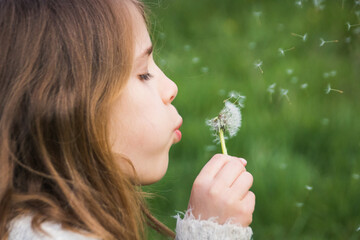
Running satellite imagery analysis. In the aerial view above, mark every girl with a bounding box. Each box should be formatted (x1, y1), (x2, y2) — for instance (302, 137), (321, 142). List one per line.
(0, 0), (255, 239)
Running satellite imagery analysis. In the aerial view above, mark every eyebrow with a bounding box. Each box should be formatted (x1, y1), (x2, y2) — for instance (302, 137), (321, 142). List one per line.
(138, 45), (153, 59)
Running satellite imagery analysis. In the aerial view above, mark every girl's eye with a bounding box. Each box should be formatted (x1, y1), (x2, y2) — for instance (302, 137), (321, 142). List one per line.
(138, 72), (153, 81)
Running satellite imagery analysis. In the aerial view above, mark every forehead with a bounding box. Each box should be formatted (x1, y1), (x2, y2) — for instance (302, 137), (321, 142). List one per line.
(129, 4), (151, 58)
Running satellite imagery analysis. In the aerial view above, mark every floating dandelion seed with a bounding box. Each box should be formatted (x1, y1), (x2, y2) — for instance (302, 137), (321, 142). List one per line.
(295, 0), (303, 8)
(300, 83), (308, 89)
(267, 83), (276, 102)
(291, 32), (308, 42)
(352, 173), (360, 180)
(346, 22), (360, 31)
(356, 0), (360, 6)
(205, 145), (217, 152)
(323, 70), (337, 78)
(291, 76), (299, 84)
(184, 44), (191, 51)
(253, 11), (262, 25)
(254, 60), (264, 74)
(313, 0), (325, 10)
(248, 41), (257, 50)
(279, 163), (287, 169)
(286, 69), (294, 75)
(305, 185), (313, 191)
(295, 202), (304, 208)
(227, 91), (246, 108)
(320, 38), (339, 47)
(201, 66), (209, 73)
(280, 88), (291, 103)
(278, 47), (295, 56)
(321, 118), (329, 126)
(192, 57), (200, 64)
(325, 83), (343, 94)
(356, 225), (360, 232)
(206, 97), (244, 155)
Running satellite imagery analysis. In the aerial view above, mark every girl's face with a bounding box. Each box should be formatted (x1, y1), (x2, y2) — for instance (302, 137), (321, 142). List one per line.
(109, 7), (182, 185)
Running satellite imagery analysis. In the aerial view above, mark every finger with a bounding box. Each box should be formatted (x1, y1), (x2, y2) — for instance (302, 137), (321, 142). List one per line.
(197, 154), (239, 180)
(213, 159), (246, 187)
(231, 171), (254, 200)
(240, 191), (256, 215)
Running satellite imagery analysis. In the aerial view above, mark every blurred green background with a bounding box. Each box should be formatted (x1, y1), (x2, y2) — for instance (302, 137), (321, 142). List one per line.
(142, 0), (360, 239)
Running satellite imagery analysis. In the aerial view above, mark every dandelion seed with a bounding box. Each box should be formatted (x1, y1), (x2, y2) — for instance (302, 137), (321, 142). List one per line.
(206, 99), (243, 155)
(286, 69), (294, 75)
(159, 32), (166, 39)
(295, 202), (304, 208)
(356, 225), (360, 232)
(192, 57), (200, 64)
(291, 76), (299, 84)
(227, 91), (246, 108)
(159, 59), (167, 67)
(305, 185), (313, 191)
(205, 145), (217, 152)
(279, 163), (287, 169)
(218, 89), (226, 96)
(320, 38), (339, 47)
(201, 66), (209, 73)
(254, 60), (264, 74)
(325, 83), (343, 94)
(280, 88), (291, 103)
(313, 0), (325, 10)
(345, 37), (352, 43)
(300, 83), (308, 89)
(295, 0), (303, 8)
(267, 83), (276, 102)
(330, 70), (337, 77)
(184, 44), (191, 51)
(356, 11), (360, 19)
(321, 118), (329, 126)
(346, 22), (360, 31)
(248, 41), (257, 50)
(278, 47), (295, 56)
(356, 0), (360, 6)
(352, 173), (360, 180)
(253, 11), (262, 25)
(291, 32), (308, 42)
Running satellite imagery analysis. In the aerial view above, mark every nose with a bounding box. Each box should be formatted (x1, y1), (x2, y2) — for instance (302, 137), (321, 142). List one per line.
(160, 74), (178, 104)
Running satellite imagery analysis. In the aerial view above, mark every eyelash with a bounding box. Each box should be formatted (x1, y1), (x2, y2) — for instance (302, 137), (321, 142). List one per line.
(138, 72), (153, 81)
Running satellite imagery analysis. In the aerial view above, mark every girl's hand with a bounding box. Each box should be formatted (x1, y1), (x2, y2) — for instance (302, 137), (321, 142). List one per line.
(188, 154), (255, 227)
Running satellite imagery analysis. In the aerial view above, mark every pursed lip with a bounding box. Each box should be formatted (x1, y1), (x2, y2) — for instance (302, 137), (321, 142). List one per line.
(174, 117), (183, 131)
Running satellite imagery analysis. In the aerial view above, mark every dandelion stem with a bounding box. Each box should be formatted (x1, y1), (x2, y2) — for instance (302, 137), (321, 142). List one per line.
(219, 129), (228, 155)
(332, 89), (343, 93)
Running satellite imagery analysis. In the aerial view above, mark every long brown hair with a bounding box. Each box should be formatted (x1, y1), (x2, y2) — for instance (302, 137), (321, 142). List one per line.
(0, 0), (174, 239)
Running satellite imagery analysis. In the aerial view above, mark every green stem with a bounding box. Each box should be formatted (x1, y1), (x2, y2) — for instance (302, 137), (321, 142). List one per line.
(219, 129), (228, 155)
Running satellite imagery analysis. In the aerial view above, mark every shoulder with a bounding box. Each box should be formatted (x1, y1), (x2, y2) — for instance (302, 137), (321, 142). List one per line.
(8, 215), (99, 240)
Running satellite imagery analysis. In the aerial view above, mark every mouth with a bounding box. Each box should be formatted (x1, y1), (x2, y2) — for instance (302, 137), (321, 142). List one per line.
(174, 117), (183, 143)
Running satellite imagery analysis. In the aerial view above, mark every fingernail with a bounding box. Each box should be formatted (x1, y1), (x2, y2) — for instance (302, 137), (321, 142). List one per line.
(240, 158), (247, 165)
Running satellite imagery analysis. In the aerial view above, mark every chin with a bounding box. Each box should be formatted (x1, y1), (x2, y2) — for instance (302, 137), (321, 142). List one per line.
(140, 156), (169, 185)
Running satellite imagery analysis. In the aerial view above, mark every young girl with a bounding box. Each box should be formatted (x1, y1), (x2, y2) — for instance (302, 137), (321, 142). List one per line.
(0, 0), (255, 239)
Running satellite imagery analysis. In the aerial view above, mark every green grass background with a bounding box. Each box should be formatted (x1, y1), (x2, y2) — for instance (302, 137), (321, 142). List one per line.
(142, 0), (360, 239)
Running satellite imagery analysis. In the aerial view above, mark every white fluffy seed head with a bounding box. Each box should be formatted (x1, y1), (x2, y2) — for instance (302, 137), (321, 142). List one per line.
(206, 101), (242, 141)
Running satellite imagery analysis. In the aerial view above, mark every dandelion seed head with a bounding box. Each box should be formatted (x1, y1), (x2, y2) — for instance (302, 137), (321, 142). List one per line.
(300, 83), (308, 89)
(267, 83), (276, 93)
